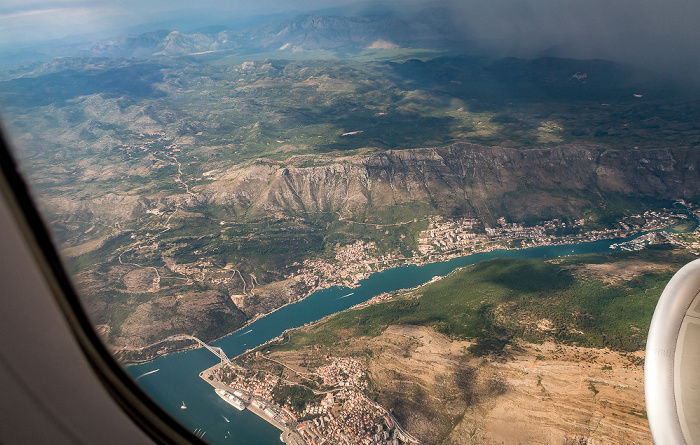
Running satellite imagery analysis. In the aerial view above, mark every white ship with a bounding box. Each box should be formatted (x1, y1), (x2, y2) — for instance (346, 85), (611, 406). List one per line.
(215, 388), (245, 411)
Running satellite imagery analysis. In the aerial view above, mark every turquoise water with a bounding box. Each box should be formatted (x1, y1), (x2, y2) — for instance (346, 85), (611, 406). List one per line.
(127, 238), (630, 444)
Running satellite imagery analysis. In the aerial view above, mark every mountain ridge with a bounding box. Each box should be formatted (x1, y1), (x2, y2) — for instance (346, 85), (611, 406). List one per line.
(154, 143), (700, 224)
(44, 13), (465, 59)
(44, 143), (699, 227)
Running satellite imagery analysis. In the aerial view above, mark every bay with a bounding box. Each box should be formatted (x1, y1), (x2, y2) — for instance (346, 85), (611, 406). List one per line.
(127, 237), (632, 444)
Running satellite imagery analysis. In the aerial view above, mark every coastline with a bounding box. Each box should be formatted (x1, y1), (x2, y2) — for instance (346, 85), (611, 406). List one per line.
(121, 232), (689, 444)
(231, 231), (652, 361)
(122, 230), (641, 366)
(122, 223), (684, 366)
(198, 364), (306, 445)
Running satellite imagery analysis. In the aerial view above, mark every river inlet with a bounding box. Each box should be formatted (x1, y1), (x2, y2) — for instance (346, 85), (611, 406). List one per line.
(128, 238), (632, 444)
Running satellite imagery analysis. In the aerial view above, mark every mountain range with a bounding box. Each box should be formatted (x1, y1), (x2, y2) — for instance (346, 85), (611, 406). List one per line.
(2, 9), (699, 357)
(44, 12), (465, 60)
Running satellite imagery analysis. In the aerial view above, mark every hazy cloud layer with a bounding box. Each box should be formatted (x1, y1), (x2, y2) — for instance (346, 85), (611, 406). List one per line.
(0, 0), (352, 43)
(2, 0), (699, 79)
(444, 0), (700, 79)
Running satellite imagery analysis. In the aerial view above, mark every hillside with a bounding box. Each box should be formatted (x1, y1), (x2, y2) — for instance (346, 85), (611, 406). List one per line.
(17, 12), (466, 60)
(254, 250), (694, 444)
(1, 22), (699, 357)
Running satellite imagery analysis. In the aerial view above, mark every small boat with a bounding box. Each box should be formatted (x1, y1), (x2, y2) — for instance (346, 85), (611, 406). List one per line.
(181, 401), (187, 410)
(135, 368), (160, 380)
(192, 428), (205, 439)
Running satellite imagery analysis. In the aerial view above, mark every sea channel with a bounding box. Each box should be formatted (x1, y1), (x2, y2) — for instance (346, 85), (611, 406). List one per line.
(128, 237), (635, 444)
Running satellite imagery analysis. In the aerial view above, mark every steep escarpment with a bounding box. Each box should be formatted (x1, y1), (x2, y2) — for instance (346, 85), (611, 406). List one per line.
(46, 142), (700, 234)
(203, 143), (699, 223)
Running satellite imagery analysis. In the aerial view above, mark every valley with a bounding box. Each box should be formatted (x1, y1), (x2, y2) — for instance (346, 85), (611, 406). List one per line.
(1, 13), (700, 363)
(3, 4), (700, 445)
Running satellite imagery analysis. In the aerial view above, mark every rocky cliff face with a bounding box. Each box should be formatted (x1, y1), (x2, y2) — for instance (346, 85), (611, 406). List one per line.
(202, 143), (699, 223)
(47, 143), (700, 224)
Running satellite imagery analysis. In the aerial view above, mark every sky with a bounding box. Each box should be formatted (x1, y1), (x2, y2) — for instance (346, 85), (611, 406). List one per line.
(2, 0), (700, 79)
(0, 0), (358, 43)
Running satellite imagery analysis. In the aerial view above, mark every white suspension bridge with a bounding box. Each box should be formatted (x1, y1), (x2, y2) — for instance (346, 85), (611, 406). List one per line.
(148, 334), (232, 367)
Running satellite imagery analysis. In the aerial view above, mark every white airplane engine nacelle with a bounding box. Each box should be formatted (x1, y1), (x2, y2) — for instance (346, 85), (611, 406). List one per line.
(646, 258), (700, 444)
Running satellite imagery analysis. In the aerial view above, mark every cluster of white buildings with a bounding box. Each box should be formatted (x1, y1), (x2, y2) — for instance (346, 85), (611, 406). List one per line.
(296, 388), (406, 445)
(291, 241), (378, 289)
(418, 217), (480, 254)
(417, 208), (699, 257)
(485, 217), (548, 241)
(216, 366), (278, 402)
(318, 357), (366, 389)
(208, 351), (419, 445)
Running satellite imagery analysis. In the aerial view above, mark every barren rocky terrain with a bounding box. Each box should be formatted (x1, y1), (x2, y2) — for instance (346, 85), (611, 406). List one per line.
(270, 325), (650, 444)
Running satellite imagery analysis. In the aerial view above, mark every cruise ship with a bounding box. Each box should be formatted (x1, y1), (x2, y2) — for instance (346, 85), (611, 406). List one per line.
(215, 389), (246, 411)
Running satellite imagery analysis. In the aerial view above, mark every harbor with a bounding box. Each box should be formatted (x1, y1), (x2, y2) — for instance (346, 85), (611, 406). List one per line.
(128, 235), (649, 444)
(201, 365), (306, 444)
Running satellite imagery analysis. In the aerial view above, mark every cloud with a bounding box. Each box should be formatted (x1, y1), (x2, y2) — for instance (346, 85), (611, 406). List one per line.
(0, 3), (121, 43)
(0, 8), (68, 20)
(2, 0), (699, 80)
(0, 0), (303, 44)
(437, 0), (700, 80)
(0, 6), (111, 24)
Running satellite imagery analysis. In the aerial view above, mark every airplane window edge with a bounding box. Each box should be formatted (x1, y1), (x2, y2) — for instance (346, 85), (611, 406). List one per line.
(0, 125), (205, 445)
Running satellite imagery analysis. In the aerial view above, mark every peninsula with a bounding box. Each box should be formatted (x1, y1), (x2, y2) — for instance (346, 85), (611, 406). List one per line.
(197, 247), (695, 444)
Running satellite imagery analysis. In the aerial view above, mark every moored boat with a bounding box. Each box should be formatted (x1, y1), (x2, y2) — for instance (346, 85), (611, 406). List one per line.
(215, 388), (245, 411)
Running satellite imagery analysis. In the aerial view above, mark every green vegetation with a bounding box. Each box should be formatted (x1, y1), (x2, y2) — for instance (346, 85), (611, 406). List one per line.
(273, 250), (693, 354)
(670, 220), (697, 233)
(272, 382), (321, 413)
(4, 54), (700, 190)
(581, 195), (675, 230)
(588, 381), (600, 396)
(3, 40), (699, 355)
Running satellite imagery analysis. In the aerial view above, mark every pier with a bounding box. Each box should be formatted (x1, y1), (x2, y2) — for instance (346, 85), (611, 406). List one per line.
(199, 364), (306, 445)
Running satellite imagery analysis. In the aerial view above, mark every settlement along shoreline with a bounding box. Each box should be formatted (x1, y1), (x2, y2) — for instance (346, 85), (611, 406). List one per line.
(199, 366), (307, 445)
(122, 214), (692, 366)
(127, 232), (682, 445)
(186, 231), (680, 445)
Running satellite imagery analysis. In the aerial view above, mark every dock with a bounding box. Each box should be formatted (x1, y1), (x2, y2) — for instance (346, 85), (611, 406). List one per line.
(199, 364), (306, 445)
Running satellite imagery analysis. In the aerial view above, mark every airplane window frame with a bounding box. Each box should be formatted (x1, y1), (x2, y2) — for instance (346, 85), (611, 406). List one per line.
(0, 125), (205, 445)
